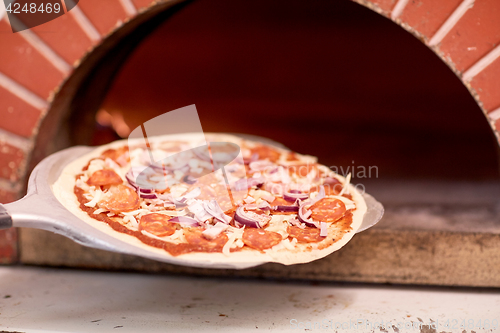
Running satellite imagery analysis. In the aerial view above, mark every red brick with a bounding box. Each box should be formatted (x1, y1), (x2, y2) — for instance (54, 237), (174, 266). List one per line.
(77, 0), (128, 36)
(0, 229), (18, 264)
(132, 0), (155, 10)
(367, 0), (397, 15)
(400, 0), (462, 39)
(0, 86), (42, 138)
(30, 10), (94, 65)
(439, 0), (500, 72)
(0, 143), (25, 183)
(0, 21), (65, 99)
(0, 188), (19, 204)
(470, 57), (500, 112)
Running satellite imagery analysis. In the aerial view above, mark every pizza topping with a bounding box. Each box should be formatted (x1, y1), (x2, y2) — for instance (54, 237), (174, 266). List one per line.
(202, 222), (229, 240)
(169, 216), (199, 227)
(242, 228), (283, 250)
(203, 200), (232, 224)
(139, 213), (177, 237)
(287, 226), (324, 243)
(249, 145), (281, 163)
(320, 222), (328, 237)
(270, 196), (299, 214)
(338, 173), (351, 196)
(309, 198), (346, 223)
(72, 135), (363, 258)
(101, 147), (129, 163)
(234, 206), (272, 228)
(184, 227), (228, 251)
(99, 184), (140, 213)
(283, 190), (309, 202)
(249, 160), (275, 172)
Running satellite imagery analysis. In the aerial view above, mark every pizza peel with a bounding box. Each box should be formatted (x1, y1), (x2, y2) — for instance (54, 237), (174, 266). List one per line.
(0, 145), (384, 269)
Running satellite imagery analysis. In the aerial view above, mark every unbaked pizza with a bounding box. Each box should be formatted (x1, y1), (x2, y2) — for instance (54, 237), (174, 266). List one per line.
(53, 133), (367, 266)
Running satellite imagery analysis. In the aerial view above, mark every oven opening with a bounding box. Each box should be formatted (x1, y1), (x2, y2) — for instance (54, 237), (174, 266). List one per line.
(68, 0), (500, 181)
(23, 0), (500, 285)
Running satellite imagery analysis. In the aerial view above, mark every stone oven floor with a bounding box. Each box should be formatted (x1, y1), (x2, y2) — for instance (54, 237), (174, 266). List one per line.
(0, 265), (498, 333)
(18, 180), (500, 287)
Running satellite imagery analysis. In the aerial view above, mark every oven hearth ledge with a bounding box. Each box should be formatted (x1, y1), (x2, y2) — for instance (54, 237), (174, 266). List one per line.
(18, 180), (500, 288)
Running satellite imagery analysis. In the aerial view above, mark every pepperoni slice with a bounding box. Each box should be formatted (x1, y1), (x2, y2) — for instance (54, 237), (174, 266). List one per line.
(183, 227), (228, 251)
(139, 214), (177, 237)
(100, 184), (140, 213)
(87, 169), (123, 186)
(309, 198), (346, 223)
(242, 228), (282, 251)
(101, 147), (128, 162)
(287, 226), (324, 243)
(287, 164), (318, 178)
(270, 197), (298, 215)
(249, 145), (281, 163)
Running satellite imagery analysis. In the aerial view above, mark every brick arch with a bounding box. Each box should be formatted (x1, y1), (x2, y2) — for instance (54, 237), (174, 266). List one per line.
(354, 0), (500, 141)
(0, 0), (498, 222)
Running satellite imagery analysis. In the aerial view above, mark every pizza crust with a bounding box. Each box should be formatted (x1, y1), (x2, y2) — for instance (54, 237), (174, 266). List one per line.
(52, 133), (366, 266)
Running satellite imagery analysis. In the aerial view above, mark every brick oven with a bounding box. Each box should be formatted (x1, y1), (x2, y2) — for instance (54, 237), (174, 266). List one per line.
(0, 0), (499, 286)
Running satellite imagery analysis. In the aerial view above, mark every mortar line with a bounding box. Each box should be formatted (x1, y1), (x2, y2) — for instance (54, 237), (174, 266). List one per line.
(65, 0), (101, 43)
(390, 0), (410, 20)
(118, 0), (137, 16)
(428, 0), (475, 47)
(5, 15), (72, 75)
(0, 72), (48, 111)
(488, 107), (500, 122)
(462, 44), (500, 82)
(0, 128), (32, 153)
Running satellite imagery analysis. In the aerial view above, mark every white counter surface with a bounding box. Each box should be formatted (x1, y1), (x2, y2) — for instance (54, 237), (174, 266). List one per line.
(0, 266), (498, 333)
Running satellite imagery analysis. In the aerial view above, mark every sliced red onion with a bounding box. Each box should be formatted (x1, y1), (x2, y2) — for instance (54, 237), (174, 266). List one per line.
(232, 177), (264, 191)
(234, 206), (271, 228)
(324, 177), (341, 185)
(272, 205), (299, 213)
(169, 216), (199, 227)
(139, 191), (157, 199)
(298, 203), (319, 228)
(320, 222), (328, 237)
(183, 175), (197, 184)
(303, 209), (312, 219)
(248, 177), (265, 188)
(307, 185), (326, 206)
(203, 200), (232, 224)
(283, 191), (309, 202)
(188, 200), (212, 222)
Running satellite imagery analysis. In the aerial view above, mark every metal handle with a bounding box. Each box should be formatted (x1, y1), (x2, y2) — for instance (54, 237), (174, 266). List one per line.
(0, 204), (13, 229)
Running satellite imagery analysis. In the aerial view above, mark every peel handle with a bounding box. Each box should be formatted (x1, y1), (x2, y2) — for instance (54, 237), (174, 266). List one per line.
(0, 204), (13, 229)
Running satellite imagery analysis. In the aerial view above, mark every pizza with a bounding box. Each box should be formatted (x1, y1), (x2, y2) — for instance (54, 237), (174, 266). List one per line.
(53, 133), (367, 266)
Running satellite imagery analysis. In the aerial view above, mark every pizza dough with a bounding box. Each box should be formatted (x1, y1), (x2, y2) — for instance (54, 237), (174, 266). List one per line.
(52, 133), (367, 266)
